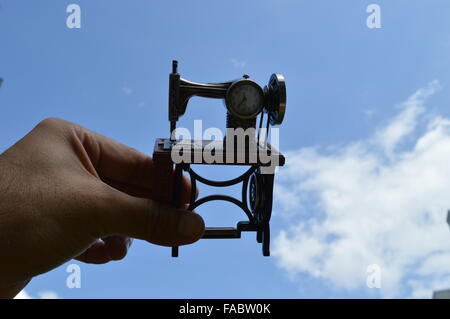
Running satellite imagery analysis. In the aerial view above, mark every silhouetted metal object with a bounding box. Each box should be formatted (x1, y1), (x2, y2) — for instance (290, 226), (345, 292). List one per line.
(433, 289), (450, 299)
(153, 61), (286, 257)
(447, 210), (450, 227)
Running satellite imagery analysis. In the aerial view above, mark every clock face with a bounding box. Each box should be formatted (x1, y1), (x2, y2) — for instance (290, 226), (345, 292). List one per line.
(226, 80), (264, 119)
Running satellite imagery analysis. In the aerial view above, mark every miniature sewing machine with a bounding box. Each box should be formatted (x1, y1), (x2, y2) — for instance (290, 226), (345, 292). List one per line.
(153, 61), (286, 257)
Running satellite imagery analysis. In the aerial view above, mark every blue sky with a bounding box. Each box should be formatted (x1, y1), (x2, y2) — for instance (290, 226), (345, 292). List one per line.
(2, 1), (450, 298)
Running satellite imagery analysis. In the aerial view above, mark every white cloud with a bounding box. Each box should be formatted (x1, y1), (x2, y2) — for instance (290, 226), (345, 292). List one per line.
(230, 58), (246, 69)
(38, 291), (59, 299)
(137, 101), (145, 108)
(121, 85), (133, 95)
(14, 290), (32, 299)
(15, 289), (59, 299)
(364, 108), (376, 120)
(273, 81), (450, 298)
(375, 80), (440, 156)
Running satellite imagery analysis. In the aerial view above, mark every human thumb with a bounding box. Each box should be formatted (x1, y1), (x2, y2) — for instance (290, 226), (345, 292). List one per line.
(96, 189), (205, 247)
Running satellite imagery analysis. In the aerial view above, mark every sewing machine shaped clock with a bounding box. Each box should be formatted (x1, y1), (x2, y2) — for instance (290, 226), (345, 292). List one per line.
(153, 61), (286, 257)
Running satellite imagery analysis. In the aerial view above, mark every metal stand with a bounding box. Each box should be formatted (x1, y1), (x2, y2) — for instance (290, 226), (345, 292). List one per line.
(171, 164), (274, 257)
(153, 137), (283, 257)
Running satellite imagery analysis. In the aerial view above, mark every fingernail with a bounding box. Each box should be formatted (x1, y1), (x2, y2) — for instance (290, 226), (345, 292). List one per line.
(178, 213), (204, 241)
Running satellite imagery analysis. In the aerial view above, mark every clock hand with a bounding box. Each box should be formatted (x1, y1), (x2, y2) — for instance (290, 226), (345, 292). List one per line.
(238, 95), (247, 109)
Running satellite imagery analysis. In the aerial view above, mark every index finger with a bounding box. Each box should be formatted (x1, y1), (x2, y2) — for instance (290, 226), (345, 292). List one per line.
(71, 122), (196, 204)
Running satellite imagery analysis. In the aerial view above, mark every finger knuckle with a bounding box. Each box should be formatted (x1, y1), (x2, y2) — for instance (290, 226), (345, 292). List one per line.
(36, 117), (67, 131)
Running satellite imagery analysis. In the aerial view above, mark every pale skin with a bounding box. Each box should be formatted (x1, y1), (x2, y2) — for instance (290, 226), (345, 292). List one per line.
(0, 118), (205, 298)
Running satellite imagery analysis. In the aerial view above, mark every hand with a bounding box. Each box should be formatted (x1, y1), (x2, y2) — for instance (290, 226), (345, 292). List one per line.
(0, 118), (204, 298)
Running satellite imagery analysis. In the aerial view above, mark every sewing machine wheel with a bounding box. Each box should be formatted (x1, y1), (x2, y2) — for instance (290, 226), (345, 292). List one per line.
(264, 74), (286, 125)
(249, 172), (263, 222)
(248, 170), (275, 256)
